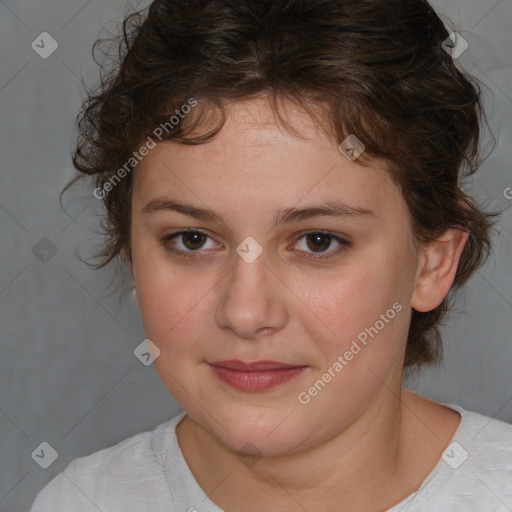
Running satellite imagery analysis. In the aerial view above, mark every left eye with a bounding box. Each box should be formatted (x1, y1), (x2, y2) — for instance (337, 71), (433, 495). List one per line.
(293, 231), (349, 258)
(160, 229), (349, 259)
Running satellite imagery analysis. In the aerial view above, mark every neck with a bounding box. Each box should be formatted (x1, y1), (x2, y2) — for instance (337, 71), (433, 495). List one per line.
(176, 387), (432, 511)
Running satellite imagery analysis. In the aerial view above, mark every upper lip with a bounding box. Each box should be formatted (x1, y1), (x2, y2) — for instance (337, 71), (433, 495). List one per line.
(208, 360), (305, 371)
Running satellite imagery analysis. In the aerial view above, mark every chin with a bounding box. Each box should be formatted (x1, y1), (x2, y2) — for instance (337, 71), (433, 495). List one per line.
(200, 406), (310, 457)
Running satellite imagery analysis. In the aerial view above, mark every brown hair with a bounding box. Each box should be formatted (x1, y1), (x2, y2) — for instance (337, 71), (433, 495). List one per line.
(63, 0), (499, 373)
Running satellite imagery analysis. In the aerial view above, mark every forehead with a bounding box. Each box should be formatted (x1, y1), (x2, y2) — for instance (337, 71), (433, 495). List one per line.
(132, 97), (401, 218)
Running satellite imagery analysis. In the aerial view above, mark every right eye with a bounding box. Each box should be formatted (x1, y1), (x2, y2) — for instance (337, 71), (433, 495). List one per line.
(159, 229), (220, 258)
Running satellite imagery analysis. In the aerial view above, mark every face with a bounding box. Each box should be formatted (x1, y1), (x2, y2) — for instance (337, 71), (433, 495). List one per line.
(129, 96), (421, 456)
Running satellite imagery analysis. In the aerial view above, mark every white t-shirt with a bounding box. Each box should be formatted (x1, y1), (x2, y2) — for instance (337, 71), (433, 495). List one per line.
(29, 402), (512, 511)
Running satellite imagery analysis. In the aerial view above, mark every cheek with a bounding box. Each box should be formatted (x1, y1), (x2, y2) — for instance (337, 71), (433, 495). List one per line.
(132, 246), (241, 386)
(131, 237), (202, 350)
(135, 269), (213, 401)
(300, 246), (413, 372)
(137, 271), (209, 351)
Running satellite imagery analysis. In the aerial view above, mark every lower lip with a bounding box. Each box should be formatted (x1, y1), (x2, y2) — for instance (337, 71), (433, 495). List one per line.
(209, 365), (307, 391)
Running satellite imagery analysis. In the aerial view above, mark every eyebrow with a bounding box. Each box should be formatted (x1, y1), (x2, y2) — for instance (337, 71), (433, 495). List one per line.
(141, 197), (375, 226)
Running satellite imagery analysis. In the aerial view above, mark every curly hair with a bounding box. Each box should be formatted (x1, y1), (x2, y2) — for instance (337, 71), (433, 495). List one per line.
(63, 0), (499, 373)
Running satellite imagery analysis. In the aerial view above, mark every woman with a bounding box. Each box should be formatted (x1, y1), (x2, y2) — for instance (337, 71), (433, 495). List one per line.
(30, 0), (512, 510)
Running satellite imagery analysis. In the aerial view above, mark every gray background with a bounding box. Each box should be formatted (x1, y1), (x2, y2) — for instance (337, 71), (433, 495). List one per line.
(0, 0), (511, 510)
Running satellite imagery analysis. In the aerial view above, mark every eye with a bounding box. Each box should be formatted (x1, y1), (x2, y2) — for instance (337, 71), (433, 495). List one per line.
(159, 229), (350, 260)
(160, 229), (218, 258)
(292, 230), (350, 260)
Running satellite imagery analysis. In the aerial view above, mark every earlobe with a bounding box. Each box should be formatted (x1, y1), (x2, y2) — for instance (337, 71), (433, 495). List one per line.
(411, 229), (470, 313)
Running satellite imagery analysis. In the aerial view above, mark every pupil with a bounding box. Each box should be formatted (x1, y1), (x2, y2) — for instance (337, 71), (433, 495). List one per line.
(185, 232), (205, 250)
(308, 233), (330, 252)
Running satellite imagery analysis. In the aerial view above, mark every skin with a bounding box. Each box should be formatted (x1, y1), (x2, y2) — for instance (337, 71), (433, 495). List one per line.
(128, 95), (468, 511)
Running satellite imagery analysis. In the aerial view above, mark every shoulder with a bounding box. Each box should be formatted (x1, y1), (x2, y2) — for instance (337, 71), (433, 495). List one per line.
(29, 412), (186, 512)
(454, 406), (512, 484)
(409, 404), (512, 511)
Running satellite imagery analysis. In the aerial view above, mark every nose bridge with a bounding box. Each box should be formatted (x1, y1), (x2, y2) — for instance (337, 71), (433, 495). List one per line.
(215, 241), (286, 338)
(227, 244), (271, 313)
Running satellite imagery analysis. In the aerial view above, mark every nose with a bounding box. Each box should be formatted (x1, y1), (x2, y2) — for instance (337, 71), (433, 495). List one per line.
(215, 247), (288, 341)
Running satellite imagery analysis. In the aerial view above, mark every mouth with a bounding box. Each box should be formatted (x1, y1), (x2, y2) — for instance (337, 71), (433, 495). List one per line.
(207, 360), (308, 391)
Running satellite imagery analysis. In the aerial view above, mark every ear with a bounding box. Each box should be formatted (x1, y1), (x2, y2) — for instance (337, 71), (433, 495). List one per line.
(411, 228), (469, 312)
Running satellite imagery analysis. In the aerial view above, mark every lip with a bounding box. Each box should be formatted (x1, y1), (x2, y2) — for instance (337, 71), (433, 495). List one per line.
(208, 360), (308, 391)
(209, 359), (303, 371)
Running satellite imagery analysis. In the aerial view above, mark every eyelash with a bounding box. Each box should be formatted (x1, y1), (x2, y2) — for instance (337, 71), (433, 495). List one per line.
(158, 229), (351, 260)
